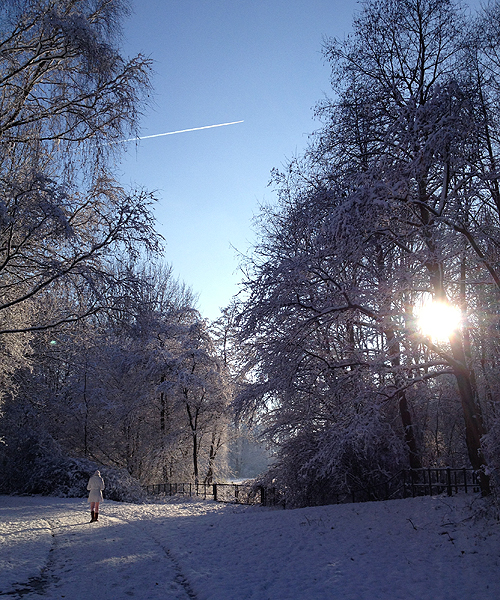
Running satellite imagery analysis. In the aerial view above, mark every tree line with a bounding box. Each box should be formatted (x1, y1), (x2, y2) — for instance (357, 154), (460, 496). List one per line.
(0, 0), (232, 493)
(234, 0), (500, 506)
(2, 0), (500, 508)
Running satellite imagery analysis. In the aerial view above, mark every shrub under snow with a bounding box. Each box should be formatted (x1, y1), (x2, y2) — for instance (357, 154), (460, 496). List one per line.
(0, 430), (146, 503)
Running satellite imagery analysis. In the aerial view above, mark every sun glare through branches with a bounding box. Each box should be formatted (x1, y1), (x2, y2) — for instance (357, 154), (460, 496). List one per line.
(416, 300), (462, 342)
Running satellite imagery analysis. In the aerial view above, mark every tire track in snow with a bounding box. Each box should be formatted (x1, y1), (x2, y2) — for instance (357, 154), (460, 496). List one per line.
(0, 518), (58, 598)
(106, 514), (199, 600)
(3, 505), (194, 599)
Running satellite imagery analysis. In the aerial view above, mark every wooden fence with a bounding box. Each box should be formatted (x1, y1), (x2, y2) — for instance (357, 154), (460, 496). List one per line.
(143, 468), (481, 507)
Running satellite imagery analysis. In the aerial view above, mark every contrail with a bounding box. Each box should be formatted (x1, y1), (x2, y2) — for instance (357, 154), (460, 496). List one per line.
(114, 120), (244, 143)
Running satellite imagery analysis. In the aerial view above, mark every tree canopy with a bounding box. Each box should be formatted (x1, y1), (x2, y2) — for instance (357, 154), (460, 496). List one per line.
(0, 1), (233, 493)
(235, 0), (500, 505)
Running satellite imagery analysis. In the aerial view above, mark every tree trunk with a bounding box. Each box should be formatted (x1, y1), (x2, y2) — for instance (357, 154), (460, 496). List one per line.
(448, 331), (490, 495)
(160, 376), (166, 433)
(385, 328), (422, 469)
(204, 431), (221, 485)
(159, 376), (169, 482)
(421, 204), (490, 495)
(83, 369), (89, 458)
(192, 431), (199, 484)
(186, 400), (200, 484)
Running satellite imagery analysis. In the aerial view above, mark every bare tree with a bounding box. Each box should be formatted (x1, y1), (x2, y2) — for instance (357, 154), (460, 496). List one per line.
(160, 319), (232, 484)
(0, 0), (159, 341)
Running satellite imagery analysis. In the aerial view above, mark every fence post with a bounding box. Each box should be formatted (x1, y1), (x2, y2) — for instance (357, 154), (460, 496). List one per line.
(446, 467), (452, 496)
(213, 483), (218, 502)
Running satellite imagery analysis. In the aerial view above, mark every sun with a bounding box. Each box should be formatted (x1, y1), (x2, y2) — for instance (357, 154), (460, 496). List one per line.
(416, 300), (462, 342)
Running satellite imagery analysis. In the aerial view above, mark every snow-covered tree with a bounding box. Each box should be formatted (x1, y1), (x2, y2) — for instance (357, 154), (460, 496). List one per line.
(3, 259), (235, 489)
(0, 3), (235, 491)
(0, 0), (158, 360)
(157, 318), (232, 484)
(235, 0), (500, 503)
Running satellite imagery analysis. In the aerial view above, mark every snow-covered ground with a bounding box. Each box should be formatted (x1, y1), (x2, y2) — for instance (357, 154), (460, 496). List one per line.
(0, 493), (499, 600)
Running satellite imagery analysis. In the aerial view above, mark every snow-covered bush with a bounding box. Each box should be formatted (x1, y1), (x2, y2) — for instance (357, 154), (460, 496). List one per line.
(0, 429), (146, 502)
(255, 407), (408, 509)
(96, 466), (146, 503)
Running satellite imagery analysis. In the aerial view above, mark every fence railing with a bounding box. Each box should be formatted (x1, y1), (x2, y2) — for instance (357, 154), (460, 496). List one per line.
(401, 467), (481, 499)
(305, 468), (481, 506)
(143, 481), (259, 504)
(143, 468), (481, 508)
(143, 482), (214, 499)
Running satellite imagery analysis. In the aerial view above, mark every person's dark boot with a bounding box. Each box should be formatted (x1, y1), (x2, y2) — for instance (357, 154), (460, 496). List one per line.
(90, 510), (95, 522)
(94, 512), (99, 521)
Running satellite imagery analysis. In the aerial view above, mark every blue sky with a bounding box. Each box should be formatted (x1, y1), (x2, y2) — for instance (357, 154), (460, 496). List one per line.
(118, 1), (358, 320)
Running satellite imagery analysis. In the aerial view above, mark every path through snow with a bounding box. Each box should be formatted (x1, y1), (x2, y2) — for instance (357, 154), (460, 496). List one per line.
(0, 496), (192, 599)
(0, 494), (499, 599)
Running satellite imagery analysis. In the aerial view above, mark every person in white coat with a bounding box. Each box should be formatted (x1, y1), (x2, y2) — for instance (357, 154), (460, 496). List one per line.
(87, 470), (105, 522)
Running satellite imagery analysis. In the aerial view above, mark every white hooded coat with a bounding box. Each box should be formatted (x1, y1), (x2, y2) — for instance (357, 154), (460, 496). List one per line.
(87, 470), (105, 503)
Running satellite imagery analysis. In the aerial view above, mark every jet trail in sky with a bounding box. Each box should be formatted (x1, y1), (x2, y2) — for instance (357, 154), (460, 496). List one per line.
(115, 120), (244, 143)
